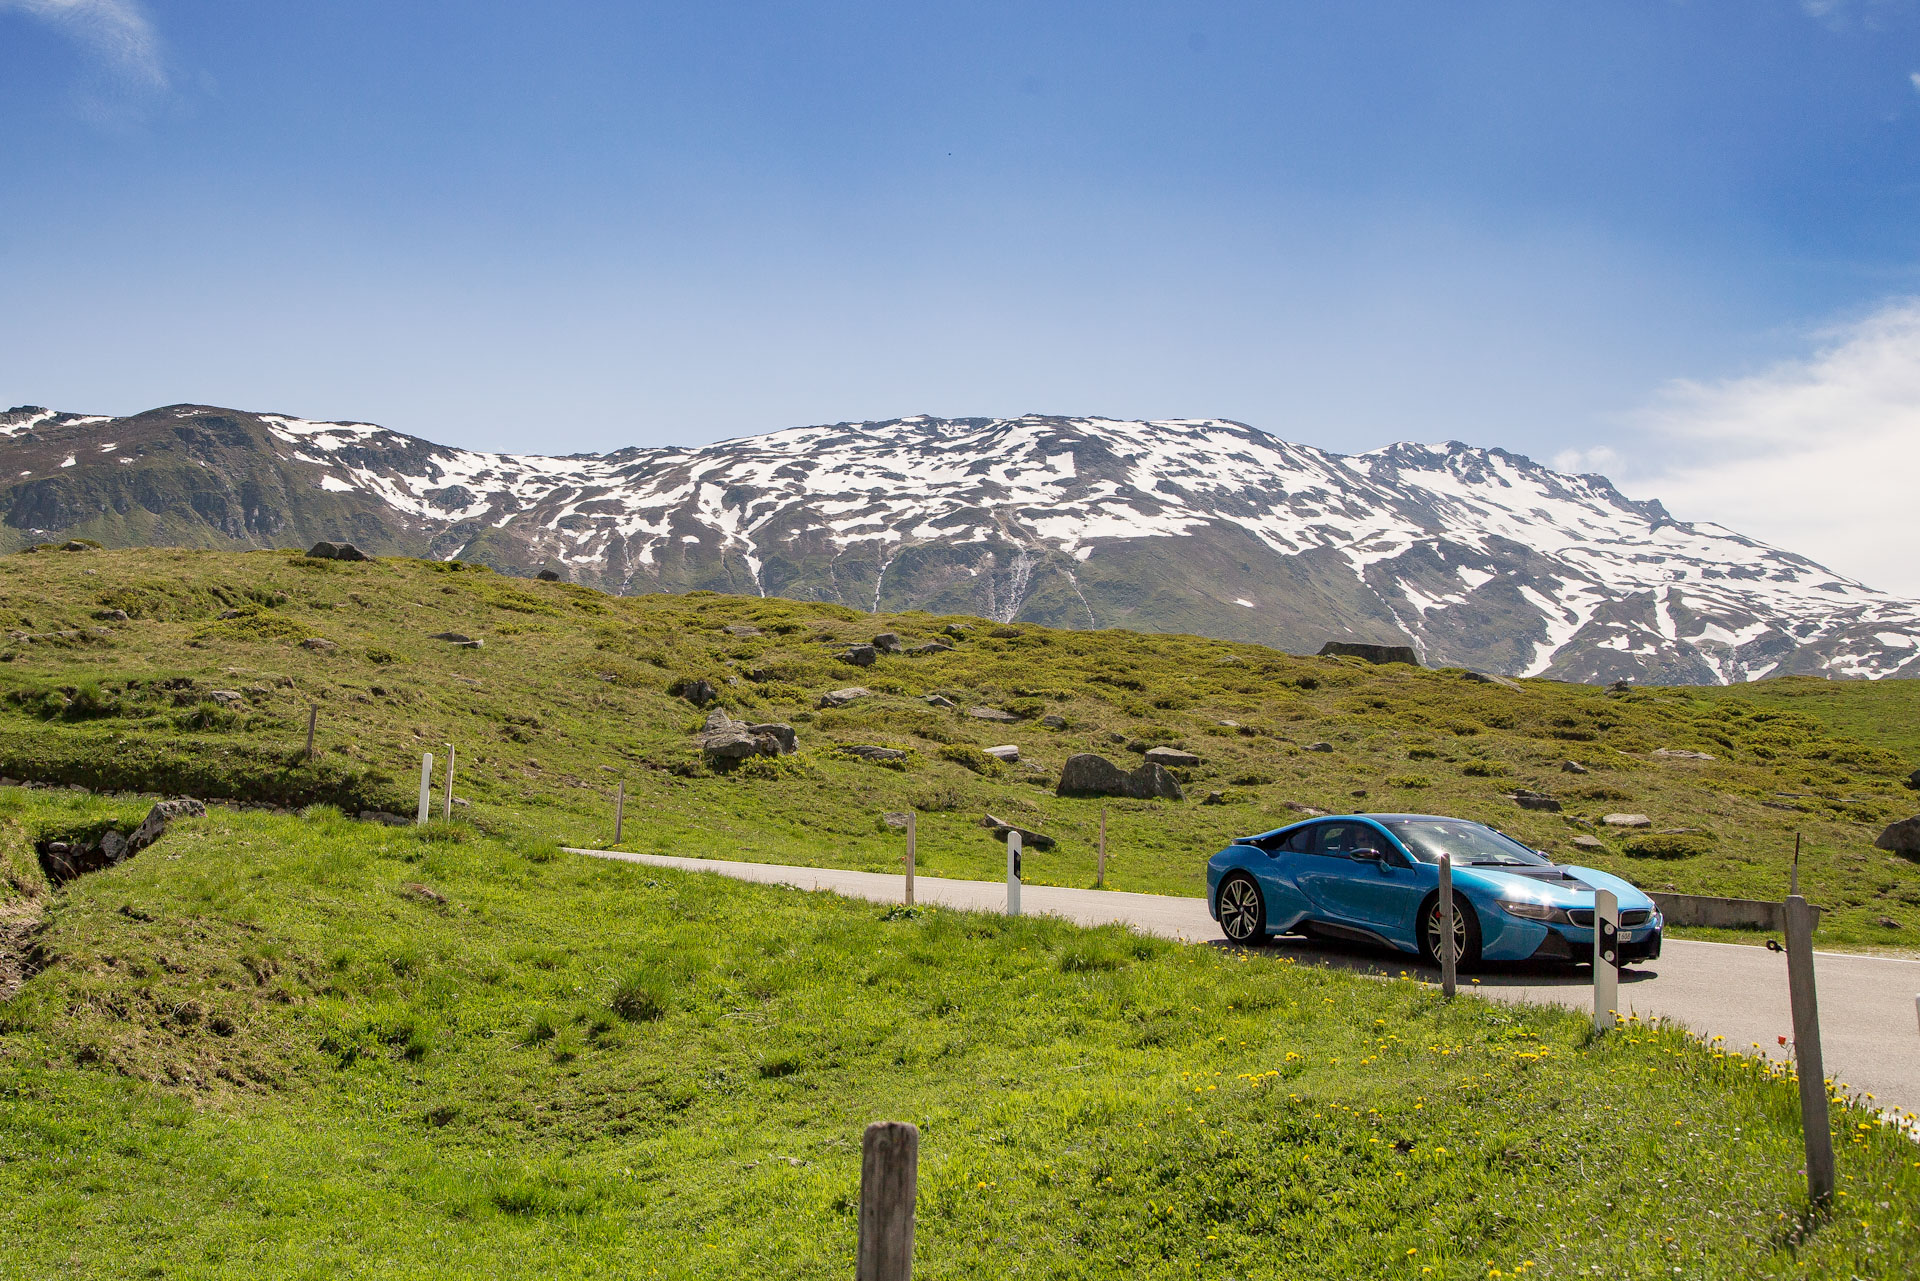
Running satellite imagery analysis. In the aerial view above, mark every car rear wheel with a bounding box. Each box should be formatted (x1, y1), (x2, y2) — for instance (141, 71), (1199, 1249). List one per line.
(1420, 892), (1482, 967)
(1217, 874), (1266, 944)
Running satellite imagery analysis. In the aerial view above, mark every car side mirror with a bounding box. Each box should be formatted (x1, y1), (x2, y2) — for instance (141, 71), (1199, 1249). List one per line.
(1353, 848), (1385, 864)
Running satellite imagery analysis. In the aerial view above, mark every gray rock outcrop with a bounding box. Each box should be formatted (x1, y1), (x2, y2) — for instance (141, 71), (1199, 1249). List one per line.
(1318, 641), (1420, 666)
(306, 541), (368, 561)
(1876, 817), (1920, 861)
(129, 798), (207, 855)
(980, 813), (1056, 850)
(819, 687), (870, 708)
(695, 710), (796, 764)
(968, 706), (1019, 723)
(1056, 753), (1184, 801)
(1144, 746), (1200, 768)
(840, 644), (878, 667)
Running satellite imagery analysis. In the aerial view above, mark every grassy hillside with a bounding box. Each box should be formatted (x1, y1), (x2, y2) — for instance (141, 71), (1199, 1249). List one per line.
(1, 793), (1915, 1278)
(1, 546), (1917, 949)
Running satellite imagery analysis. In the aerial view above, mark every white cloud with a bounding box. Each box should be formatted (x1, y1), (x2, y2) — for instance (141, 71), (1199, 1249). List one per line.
(1910, 70), (1920, 92)
(1550, 444), (1617, 475)
(0, 0), (165, 92)
(1617, 301), (1920, 598)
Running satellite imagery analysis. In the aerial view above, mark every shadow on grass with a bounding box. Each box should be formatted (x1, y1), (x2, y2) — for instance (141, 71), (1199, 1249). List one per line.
(1209, 933), (1662, 988)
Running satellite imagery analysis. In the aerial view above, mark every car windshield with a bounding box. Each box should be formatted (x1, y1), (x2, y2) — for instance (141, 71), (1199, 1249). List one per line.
(1381, 819), (1551, 867)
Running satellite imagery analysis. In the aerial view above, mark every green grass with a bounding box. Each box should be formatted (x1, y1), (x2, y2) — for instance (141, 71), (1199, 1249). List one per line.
(1, 793), (1916, 1278)
(0, 546), (1916, 951)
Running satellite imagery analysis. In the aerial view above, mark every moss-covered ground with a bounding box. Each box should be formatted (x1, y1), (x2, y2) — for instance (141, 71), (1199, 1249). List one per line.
(1, 792), (1916, 1278)
(0, 546), (1915, 952)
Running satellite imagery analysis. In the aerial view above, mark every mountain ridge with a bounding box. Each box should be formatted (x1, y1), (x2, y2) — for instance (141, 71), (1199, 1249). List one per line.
(5, 401), (1916, 684)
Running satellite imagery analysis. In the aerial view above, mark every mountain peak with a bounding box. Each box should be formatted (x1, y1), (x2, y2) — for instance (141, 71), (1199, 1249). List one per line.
(3, 403), (1915, 684)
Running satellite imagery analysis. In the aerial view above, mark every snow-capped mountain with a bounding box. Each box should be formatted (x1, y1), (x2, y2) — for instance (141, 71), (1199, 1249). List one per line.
(5, 403), (1917, 683)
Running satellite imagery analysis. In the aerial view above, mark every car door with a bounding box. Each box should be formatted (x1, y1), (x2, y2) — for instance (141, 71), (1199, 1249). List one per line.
(1297, 821), (1426, 937)
(1250, 823), (1316, 931)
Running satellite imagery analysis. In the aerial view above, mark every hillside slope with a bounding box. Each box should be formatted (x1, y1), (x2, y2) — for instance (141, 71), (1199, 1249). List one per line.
(4, 798), (1913, 1277)
(0, 545), (1916, 949)
(7, 404), (1917, 683)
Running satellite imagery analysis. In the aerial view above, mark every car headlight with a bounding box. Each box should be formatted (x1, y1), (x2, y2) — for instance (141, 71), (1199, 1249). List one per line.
(1498, 899), (1573, 924)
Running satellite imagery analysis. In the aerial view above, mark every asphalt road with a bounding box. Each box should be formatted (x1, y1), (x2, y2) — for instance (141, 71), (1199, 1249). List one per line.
(569, 848), (1920, 1118)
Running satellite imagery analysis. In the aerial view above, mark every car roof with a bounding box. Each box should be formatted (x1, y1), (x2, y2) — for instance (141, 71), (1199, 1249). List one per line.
(1240, 813), (1486, 841)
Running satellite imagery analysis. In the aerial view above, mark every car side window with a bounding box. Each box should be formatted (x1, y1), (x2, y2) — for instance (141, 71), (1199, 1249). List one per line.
(1277, 826), (1314, 853)
(1308, 823), (1352, 857)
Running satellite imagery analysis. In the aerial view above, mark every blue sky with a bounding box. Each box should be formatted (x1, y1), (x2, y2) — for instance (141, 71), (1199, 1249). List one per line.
(4, 1), (1920, 590)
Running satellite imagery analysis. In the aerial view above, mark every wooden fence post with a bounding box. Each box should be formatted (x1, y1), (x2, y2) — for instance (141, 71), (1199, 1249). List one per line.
(613, 782), (625, 845)
(857, 1121), (918, 1281)
(1097, 805), (1107, 889)
(443, 744), (455, 822)
(904, 811), (915, 906)
(1594, 888), (1619, 1031)
(1786, 893), (1836, 1201)
(416, 753), (433, 826)
(1438, 854), (1456, 1000)
(1006, 830), (1022, 917)
(304, 705), (318, 759)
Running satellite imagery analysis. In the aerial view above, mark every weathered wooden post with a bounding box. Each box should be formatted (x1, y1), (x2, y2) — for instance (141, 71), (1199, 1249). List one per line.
(1006, 829), (1022, 917)
(857, 1121), (918, 1281)
(1785, 892), (1836, 1201)
(1437, 853), (1456, 1000)
(1097, 805), (1107, 889)
(304, 705), (318, 759)
(1594, 888), (1619, 1031)
(904, 811), (916, 906)
(442, 744), (455, 821)
(613, 782), (625, 845)
(416, 753), (433, 825)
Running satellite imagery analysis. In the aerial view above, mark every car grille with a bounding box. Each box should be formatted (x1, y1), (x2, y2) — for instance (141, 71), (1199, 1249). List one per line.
(1568, 908), (1652, 928)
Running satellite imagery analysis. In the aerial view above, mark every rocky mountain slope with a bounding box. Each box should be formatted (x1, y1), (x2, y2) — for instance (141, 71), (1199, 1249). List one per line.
(5, 403), (1917, 683)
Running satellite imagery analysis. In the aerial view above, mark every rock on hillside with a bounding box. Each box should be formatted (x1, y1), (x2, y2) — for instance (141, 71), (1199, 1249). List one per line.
(5, 404), (1918, 684)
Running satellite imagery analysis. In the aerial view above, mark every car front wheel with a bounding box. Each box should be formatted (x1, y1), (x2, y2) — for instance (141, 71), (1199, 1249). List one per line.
(1217, 874), (1267, 944)
(1420, 892), (1483, 967)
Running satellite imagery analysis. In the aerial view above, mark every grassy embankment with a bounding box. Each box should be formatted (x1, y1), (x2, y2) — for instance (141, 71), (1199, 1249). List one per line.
(0, 546), (1916, 949)
(1, 790), (1916, 1278)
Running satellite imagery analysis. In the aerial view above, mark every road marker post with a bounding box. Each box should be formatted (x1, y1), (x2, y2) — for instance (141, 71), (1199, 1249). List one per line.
(416, 753), (433, 826)
(442, 744), (455, 821)
(613, 782), (624, 846)
(1097, 805), (1107, 889)
(1006, 830), (1022, 917)
(857, 1121), (918, 1281)
(1438, 854), (1456, 1000)
(1785, 892), (1836, 1201)
(1594, 888), (1619, 1031)
(905, 811), (916, 907)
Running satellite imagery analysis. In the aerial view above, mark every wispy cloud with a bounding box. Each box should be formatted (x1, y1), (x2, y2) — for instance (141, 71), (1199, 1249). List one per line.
(1615, 301), (1920, 597)
(0, 0), (166, 93)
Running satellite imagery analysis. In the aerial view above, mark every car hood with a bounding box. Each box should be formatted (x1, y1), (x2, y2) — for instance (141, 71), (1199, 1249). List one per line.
(1459, 863), (1655, 912)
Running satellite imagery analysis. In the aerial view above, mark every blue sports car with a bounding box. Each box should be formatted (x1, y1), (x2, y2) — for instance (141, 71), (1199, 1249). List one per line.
(1206, 813), (1663, 966)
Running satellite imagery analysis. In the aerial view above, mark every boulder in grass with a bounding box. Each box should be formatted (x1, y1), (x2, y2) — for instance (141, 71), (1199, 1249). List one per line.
(724, 623), (762, 638)
(749, 722), (798, 754)
(1559, 760), (1590, 775)
(980, 813), (1056, 851)
(128, 798), (207, 856)
(300, 637), (337, 652)
(908, 641), (953, 655)
(1318, 640), (1420, 667)
(984, 744), (1020, 762)
(968, 706), (1020, 723)
(1510, 790), (1562, 813)
(1304, 741), (1334, 754)
(1653, 748), (1715, 762)
(695, 710), (794, 763)
(1056, 753), (1184, 802)
(1462, 670), (1523, 690)
(1571, 835), (1606, 851)
(306, 541), (368, 562)
(536, 569), (561, 582)
(842, 744), (908, 763)
(872, 633), (904, 653)
(1876, 817), (1920, 861)
(1603, 813), (1652, 829)
(819, 687), (871, 709)
(840, 644), (878, 667)
(1903, 768), (1919, 791)
(1040, 714), (1067, 730)
(923, 693), (957, 710)
(1144, 746), (1200, 769)
(672, 677), (719, 709)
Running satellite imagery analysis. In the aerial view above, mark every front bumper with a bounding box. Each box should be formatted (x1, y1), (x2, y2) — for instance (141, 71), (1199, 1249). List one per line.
(1527, 919), (1663, 966)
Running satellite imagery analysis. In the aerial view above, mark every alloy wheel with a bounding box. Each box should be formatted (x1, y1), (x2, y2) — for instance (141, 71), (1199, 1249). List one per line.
(1220, 877), (1262, 942)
